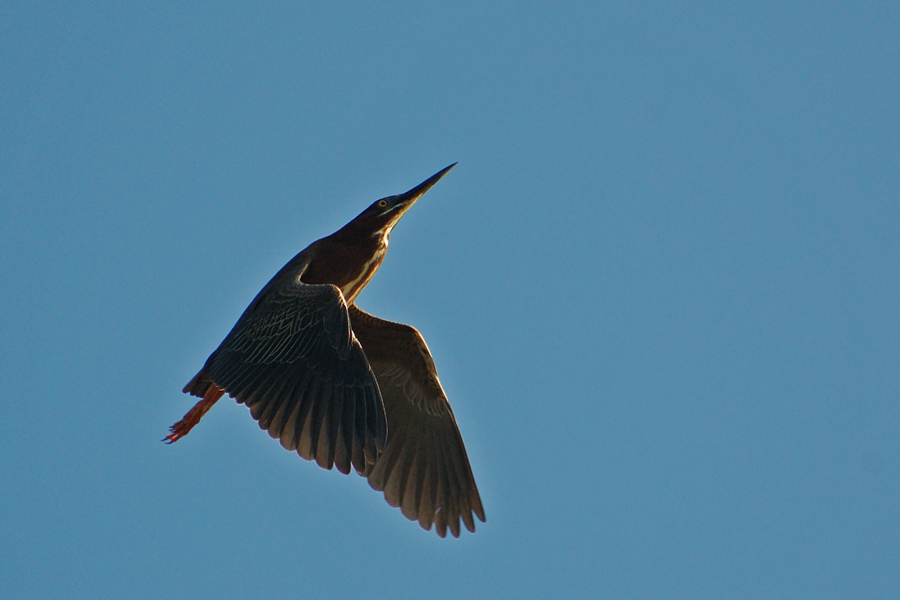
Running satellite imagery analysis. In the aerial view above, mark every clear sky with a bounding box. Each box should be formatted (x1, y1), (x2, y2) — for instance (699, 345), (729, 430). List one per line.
(2, 2), (898, 598)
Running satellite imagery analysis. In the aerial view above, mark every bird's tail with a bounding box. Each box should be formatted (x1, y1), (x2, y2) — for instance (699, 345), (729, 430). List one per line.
(182, 369), (214, 397)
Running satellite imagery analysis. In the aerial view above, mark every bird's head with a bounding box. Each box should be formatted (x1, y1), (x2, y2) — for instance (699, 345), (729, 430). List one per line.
(339, 163), (457, 243)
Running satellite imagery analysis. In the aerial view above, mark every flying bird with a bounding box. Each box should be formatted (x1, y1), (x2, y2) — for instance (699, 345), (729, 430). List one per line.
(166, 164), (484, 538)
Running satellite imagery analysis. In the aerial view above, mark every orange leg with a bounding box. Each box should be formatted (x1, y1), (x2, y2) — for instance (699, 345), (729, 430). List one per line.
(164, 384), (225, 443)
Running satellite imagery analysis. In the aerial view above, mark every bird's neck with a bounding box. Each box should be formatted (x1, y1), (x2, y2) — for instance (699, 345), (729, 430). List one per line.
(338, 238), (387, 303)
(302, 231), (389, 304)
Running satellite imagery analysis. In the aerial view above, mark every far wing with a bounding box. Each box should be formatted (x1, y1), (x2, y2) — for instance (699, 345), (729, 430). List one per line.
(349, 304), (485, 538)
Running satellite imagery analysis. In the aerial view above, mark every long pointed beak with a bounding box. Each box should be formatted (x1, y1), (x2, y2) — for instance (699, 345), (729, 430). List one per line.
(393, 163), (457, 209)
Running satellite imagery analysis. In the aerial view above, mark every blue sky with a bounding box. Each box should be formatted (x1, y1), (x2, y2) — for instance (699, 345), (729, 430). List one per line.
(2, 2), (898, 598)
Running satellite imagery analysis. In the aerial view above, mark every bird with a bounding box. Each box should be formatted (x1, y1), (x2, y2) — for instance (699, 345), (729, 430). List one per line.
(166, 164), (484, 538)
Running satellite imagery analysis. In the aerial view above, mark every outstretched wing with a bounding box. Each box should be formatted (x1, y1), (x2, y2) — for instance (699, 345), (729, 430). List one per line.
(348, 304), (485, 538)
(189, 276), (386, 475)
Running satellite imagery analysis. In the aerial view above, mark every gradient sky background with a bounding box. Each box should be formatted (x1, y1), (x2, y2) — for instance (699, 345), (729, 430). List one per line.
(2, 2), (898, 599)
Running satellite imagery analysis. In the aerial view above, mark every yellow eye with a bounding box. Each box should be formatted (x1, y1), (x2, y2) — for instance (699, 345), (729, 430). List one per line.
(377, 200), (388, 208)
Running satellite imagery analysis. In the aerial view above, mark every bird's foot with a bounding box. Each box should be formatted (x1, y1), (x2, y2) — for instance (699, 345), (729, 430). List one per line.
(163, 384), (225, 443)
(164, 421), (189, 444)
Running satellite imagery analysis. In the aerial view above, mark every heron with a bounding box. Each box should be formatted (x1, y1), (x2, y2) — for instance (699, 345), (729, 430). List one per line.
(166, 164), (484, 538)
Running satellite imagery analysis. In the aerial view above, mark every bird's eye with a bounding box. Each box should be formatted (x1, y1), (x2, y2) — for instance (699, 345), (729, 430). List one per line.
(377, 200), (388, 208)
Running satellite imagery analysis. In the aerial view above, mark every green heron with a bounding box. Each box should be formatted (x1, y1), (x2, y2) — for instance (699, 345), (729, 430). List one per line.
(166, 164), (484, 538)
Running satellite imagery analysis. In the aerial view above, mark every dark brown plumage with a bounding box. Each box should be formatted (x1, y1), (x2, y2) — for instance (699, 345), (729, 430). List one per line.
(166, 165), (484, 537)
